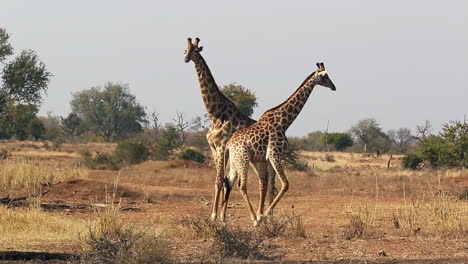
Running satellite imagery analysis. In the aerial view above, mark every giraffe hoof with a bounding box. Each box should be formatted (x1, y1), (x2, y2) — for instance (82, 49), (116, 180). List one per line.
(253, 220), (259, 227)
(210, 214), (217, 222)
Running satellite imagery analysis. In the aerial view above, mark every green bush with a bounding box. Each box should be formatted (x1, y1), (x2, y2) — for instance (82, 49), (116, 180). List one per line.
(178, 148), (205, 163)
(402, 153), (423, 170)
(79, 149), (120, 170)
(113, 139), (149, 166)
(417, 121), (467, 168)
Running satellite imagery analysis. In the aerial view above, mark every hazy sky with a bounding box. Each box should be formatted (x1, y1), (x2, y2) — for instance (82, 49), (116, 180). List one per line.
(1, 1), (467, 136)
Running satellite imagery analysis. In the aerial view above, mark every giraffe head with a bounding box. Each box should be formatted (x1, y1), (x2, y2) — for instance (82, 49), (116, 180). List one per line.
(184, 37), (203, 63)
(314, 62), (336, 91)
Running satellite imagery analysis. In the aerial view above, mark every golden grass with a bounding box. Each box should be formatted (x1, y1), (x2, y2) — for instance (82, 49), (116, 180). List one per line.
(394, 193), (468, 236)
(0, 158), (87, 193)
(0, 204), (87, 250)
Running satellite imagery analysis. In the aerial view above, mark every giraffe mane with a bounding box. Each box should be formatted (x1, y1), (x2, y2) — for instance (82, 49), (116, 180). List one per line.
(262, 71), (317, 114)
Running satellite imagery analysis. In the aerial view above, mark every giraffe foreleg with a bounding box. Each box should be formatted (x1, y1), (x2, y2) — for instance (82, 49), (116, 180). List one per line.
(210, 149), (225, 221)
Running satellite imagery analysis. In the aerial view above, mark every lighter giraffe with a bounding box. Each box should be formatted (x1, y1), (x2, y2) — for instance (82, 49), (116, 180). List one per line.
(222, 63), (336, 226)
(184, 38), (276, 221)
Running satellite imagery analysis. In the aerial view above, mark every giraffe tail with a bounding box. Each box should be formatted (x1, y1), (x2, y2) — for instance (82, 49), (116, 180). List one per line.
(222, 148), (232, 203)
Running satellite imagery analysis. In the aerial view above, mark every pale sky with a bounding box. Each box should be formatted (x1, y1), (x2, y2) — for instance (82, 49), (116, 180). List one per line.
(1, 1), (467, 136)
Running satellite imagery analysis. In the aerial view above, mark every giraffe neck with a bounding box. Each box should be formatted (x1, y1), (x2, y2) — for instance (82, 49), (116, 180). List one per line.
(192, 55), (226, 118)
(192, 54), (250, 123)
(261, 72), (318, 131)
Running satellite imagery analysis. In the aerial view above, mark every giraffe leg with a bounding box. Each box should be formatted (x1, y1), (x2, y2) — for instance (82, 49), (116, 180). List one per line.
(234, 150), (258, 226)
(266, 163), (276, 217)
(220, 157), (237, 222)
(210, 149), (225, 221)
(264, 153), (289, 216)
(252, 162), (268, 222)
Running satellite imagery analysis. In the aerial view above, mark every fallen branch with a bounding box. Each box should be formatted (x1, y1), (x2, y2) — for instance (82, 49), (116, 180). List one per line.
(0, 189), (50, 205)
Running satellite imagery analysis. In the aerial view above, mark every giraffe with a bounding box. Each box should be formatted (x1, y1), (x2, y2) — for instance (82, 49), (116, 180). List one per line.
(221, 63), (336, 226)
(184, 38), (276, 221)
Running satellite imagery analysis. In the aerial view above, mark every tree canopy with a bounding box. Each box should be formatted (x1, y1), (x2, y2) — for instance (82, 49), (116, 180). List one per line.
(0, 28), (51, 139)
(70, 82), (147, 142)
(349, 118), (391, 153)
(221, 83), (258, 117)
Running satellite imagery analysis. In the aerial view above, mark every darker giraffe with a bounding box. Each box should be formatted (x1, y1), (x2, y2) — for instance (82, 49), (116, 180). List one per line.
(184, 38), (276, 221)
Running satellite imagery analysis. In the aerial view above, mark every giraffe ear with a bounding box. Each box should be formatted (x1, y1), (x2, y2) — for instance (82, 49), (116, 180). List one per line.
(197, 46), (203, 52)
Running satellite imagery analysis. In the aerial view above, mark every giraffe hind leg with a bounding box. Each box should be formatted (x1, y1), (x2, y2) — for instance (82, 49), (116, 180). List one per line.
(264, 153), (289, 216)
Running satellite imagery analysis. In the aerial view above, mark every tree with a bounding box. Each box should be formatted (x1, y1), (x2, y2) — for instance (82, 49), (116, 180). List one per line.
(152, 124), (182, 160)
(172, 111), (192, 146)
(70, 82), (147, 142)
(318, 132), (353, 151)
(0, 28), (51, 139)
(388, 128), (414, 153)
(39, 112), (63, 140)
(61, 113), (83, 140)
(418, 120), (467, 168)
(220, 83), (258, 117)
(29, 118), (45, 140)
(349, 118), (391, 153)
(415, 120), (432, 141)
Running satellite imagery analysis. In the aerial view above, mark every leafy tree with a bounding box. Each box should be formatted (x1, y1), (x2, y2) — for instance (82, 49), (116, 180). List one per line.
(0, 28), (13, 64)
(301, 131), (327, 151)
(319, 132), (353, 151)
(39, 113), (63, 140)
(331, 133), (354, 151)
(221, 83), (258, 117)
(0, 28), (51, 139)
(113, 139), (149, 166)
(61, 113), (83, 140)
(349, 118), (391, 153)
(418, 120), (467, 168)
(29, 118), (46, 140)
(70, 82), (147, 142)
(402, 153), (423, 170)
(0, 103), (38, 140)
(152, 124), (182, 160)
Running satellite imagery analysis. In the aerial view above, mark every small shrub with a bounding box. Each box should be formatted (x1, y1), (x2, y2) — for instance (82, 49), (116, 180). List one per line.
(325, 154), (335, 162)
(343, 202), (376, 240)
(258, 213), (307, 238)
(176, 214), (218, 240)
(82, 194), (170, 264)
(79, 149), (120, 170)
(178, 148), (205, 163)
(113, 139), (149, 166)
(211, 225), (266, 260)
(0, 148), (9, 160)
(292, 159), (310, 172)
(458, 187), (468, 200)
(402, 153), (423, 170)
(343, 215), (366, 240)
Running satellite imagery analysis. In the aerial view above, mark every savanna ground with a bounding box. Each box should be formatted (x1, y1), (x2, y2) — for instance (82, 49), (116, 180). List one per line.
(0, 140), (467, 263)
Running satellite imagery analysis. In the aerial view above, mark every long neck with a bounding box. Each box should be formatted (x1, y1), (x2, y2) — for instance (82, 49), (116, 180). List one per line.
(261, 72), (317, 131)
(192, 54), (227, 117)
(192, 54), (248, 123)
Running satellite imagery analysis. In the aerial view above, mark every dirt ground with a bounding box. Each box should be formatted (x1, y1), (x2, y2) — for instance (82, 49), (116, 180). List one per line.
(0, 143), (467, 263)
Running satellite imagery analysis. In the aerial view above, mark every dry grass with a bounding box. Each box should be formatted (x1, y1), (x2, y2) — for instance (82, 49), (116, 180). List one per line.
(82, 186), (170, 264)
(394, 193), (468, 236)
(0, 204), (87, 250)
(0, 159), (87, 193)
